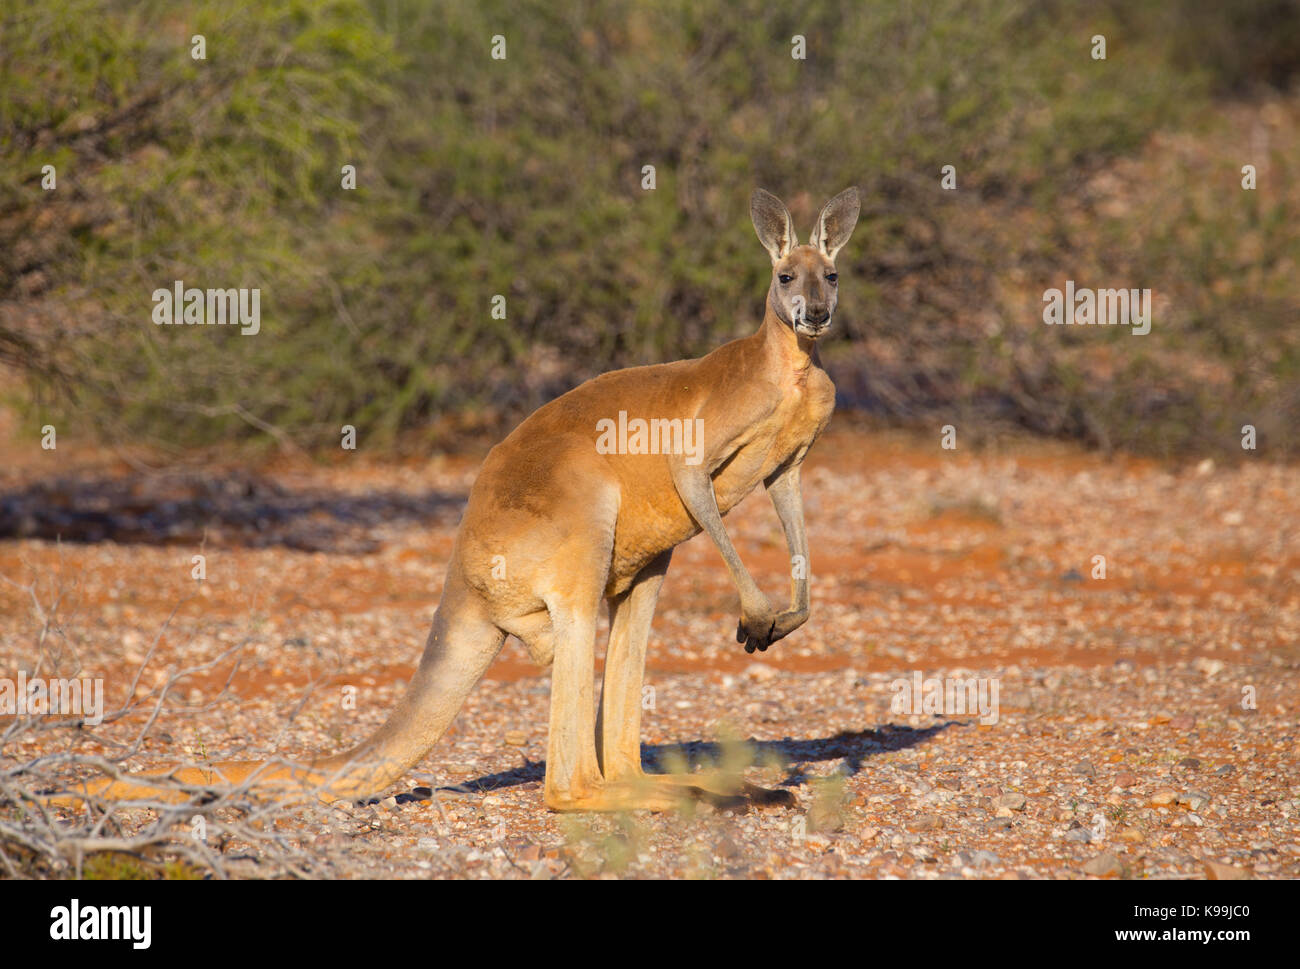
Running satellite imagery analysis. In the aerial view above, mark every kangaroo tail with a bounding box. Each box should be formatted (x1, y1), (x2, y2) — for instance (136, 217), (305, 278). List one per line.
(48, 582), (506, 806)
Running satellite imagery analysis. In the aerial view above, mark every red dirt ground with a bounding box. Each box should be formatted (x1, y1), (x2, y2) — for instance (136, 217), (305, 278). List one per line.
(1, 417), (1297, 879)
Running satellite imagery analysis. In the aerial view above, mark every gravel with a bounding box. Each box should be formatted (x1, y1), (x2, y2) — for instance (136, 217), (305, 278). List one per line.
(2, 425), (1297, 879)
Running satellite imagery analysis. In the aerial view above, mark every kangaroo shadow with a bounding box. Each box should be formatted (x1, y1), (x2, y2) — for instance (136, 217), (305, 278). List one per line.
(0, 470), (467, 553)
(399, 722), (958, 802)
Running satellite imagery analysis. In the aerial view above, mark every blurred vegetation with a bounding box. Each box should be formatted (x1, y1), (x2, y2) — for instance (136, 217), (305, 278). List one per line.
(1, 0), (1297, 458)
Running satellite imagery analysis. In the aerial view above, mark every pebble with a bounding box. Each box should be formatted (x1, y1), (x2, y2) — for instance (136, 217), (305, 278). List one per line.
(504, 730), (528, 746)
(808, 802), (845, 833)
(1064, 827), (1093, 844)
(995, 793), (1027, 811)
(1150, 789), (1178, 806)
(716, 836), (743, 860)
(1194, 658), (1226, 677)
(1082, 853), (1122, 877)
(1073, 761), (1097, 778)
(1114, 771), (1139, 788)
(909, 814), (944, 832)
(1203, 860), (1252, 880)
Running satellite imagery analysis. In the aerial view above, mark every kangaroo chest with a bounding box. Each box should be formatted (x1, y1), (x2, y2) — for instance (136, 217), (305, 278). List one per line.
(712, 367), (835, 513)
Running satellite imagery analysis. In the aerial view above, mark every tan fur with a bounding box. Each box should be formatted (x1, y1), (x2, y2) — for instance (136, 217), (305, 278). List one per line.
(51, 189), (860, 812)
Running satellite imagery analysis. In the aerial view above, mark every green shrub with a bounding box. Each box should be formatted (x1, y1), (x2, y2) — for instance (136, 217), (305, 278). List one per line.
(0, 0), (1292, 457)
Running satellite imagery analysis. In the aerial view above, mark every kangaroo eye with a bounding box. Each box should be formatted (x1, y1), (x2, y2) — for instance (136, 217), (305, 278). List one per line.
(778, 274), (793, 284)
(826, 273), (838, 283)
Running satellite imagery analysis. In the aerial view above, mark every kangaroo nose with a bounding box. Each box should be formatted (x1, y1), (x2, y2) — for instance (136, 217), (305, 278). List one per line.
(806, 308), (830, 324)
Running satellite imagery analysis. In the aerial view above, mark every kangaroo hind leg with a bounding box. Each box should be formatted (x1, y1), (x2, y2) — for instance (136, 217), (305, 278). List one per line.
(542, 545), (693, 813)
(595, 551), (747, 806)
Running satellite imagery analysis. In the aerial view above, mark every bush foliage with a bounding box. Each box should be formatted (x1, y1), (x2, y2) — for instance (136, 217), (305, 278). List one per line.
(1, 0), (1297, 456)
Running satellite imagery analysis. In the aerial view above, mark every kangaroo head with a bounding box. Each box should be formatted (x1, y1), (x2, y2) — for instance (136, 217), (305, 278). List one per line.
(750, 187), (860, 339)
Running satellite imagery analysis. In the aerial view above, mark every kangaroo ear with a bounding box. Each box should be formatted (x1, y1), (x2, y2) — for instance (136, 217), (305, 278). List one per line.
(750, 189), (796, 265)
(808, 187), (860, 261)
